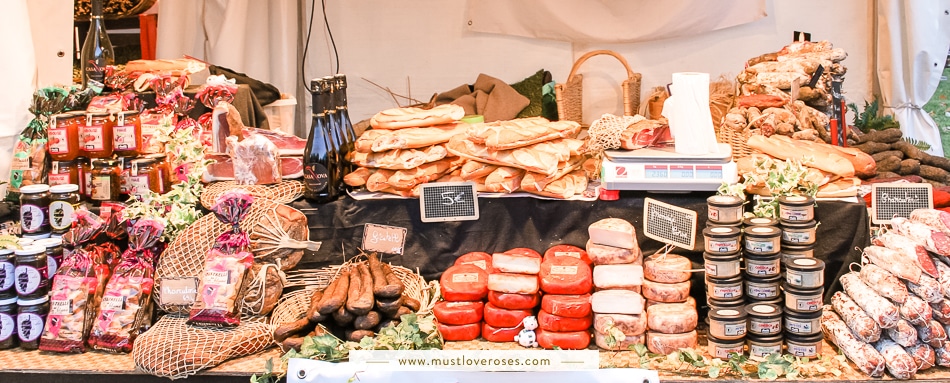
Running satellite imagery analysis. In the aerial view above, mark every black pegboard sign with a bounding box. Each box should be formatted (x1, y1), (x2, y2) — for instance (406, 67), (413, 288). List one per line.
(643, 197), (697, 250)
(419, 182), (479, 223)
(871, 183), (933, 224)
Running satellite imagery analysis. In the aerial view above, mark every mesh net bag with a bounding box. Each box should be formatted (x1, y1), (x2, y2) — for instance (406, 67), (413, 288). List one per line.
(200, 180), (305, 209)
(131, 314), (273, 379)
(586, 113), (645, 153)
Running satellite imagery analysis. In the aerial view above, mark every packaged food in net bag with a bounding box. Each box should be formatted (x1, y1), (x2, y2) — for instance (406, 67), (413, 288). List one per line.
(88, 219), (163, 353)
(187, 190), (255, 327)
(7, 87), (69, 200)
(38, 209), (106, 353)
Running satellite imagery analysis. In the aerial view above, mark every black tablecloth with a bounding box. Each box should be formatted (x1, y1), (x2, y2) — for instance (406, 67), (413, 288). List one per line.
(291, 191), (870, 306)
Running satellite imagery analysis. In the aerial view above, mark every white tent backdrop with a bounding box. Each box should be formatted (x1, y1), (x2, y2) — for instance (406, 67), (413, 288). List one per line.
(874, 0), (950, 156)
(0, 0), (37, 188)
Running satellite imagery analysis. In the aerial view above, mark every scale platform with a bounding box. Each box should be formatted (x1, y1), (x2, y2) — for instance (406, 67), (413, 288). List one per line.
(601, 143), (738, 192)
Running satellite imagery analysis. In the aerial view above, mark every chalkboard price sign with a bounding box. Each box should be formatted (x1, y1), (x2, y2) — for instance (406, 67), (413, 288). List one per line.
(871, 183), (933, 224)
(419, 182), (479, 223)
(643, 197), (698, 250)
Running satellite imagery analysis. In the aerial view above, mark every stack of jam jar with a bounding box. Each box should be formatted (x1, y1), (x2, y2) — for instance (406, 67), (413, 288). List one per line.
(47, 110), (171, 205)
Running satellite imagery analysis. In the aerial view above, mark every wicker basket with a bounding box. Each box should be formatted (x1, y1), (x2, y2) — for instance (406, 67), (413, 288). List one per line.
(555, 50), (641, 124)
(717, 126), (755, 159)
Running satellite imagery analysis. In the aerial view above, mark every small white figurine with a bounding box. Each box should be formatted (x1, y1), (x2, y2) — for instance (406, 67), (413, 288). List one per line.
(514, 315), (539, 348)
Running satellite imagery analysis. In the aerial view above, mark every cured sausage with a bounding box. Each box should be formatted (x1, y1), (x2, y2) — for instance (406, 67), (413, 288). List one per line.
(933, 300), (950, 325)
(884, 319), (918, 348)
(345, 263), (374, 316)
(891, 217), (950, 256)
(935, 343), (950, 367)
(905, 343), (936, 371)
(901, 295), (934, 326)
(831, 291), (880, 343)
(859, 264), (909, 304)
(872, 232), (939, 278)
(932, 257), (950, 298)
(354, 311), (382, 330)
(368, 253), (403, 298)
(907, 275), (943, 303)
(910, 209), (950, 235)
(821, 309), (886, 377)
(865, 246), (922, 284)
(840, 272), (900, 329)
(917, 320), (948, 348)
(316, 269), (350, 315)
(873, 338), (918, 380)
(306, 290), (325, 323)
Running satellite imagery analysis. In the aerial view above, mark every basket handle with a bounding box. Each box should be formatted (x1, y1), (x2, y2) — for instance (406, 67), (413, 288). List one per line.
(565, 50), (636, 84)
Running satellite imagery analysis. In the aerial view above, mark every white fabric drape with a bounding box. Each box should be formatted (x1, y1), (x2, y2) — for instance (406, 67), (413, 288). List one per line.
(0, 0), (37, 186)
(467, 0), (766, 44)
(875, 0), (950, 156)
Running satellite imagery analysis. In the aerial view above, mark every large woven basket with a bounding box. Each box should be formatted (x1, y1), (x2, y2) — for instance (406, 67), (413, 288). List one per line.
(716, 125), (755, 159)
(555, 50), (641, 124)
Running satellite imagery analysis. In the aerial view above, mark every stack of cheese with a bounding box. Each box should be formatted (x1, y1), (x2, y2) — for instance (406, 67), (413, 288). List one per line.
(536, 245), (594, 349)
(435, 252), (492, 341)
(642, 253), (699, 354)
(484, 248), (544, 342)
(586, 218), (647, 350)
(344, 104), (468, 197)
(445, 117), (591, 199)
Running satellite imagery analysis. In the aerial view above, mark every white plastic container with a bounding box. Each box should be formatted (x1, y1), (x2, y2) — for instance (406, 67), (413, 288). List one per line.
(263, 94), (298, 135)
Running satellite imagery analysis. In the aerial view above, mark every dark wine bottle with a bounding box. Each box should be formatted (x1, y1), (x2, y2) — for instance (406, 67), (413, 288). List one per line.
(303, 78), (340, 202)
(323, 76), (348, 194)
(80, 0), (114, 91)
(333, 74), (357, 156)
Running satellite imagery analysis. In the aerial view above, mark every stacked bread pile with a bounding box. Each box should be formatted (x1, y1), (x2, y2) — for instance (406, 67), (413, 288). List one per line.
(483, 248), (544, 342)
(584, 218), (646, 350)
(822, 208), (950, 379)
(536, 245), (594, 349)
(435, 252), (492, 341)
(344, 104), (468, 196)
(640, 253), (699, 354)
(446, 117), (592, 199)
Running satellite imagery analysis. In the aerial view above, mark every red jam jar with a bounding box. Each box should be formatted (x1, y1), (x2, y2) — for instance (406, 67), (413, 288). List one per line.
(48, 112), (83, 161)
(80, 113), (114, 158)
(112, 111), (142, 157)
(48, 160), (80, 187)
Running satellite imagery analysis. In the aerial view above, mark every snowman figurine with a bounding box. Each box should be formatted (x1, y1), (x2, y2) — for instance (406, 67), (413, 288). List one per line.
(514, 316), (539, 348)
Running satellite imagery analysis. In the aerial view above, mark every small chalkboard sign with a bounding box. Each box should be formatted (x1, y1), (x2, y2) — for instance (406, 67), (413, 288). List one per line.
(871, 183), (933, 224)
(362, 223), (408, 255)
(643, 197), (698, 250)
(419, 182), (479, 223)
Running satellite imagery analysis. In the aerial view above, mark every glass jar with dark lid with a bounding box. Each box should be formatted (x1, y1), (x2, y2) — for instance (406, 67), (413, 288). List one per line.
(49, 184), (80, 235)
(78, 157), (92, 201)
(19, 184), (50, 236)
(33, 237), (63, 279)
(117, 156), (134, 198)
(0, 249), (14, 300)
(14, 245), (48, 300)
(0, 296), (17, 349)
(90, 158), (121, 202)
(16, 296), (48, 350)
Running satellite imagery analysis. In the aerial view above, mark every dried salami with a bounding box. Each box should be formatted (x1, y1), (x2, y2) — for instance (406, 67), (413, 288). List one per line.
(917, 320), (948, 348)
(935, 343), (950, 367)
(873, 232), (938, 278)
(831, 291), (880, 343)
(910, 209), (950, 236)
(860, 264), (909, 304)
(884, 319), (918, 347)
(932, 300), (950, 325)
(932, 256), (950, 298)
(907, 275), (943, 303)
(891, 217), (950, 256)
(822, 308), (886, 377)
(865, 246), (922, 284)
(901, 295), (933, 326)
(840, 272), (900, 329)
(873, 338), (918, 380)
(905, 343), (936, 371)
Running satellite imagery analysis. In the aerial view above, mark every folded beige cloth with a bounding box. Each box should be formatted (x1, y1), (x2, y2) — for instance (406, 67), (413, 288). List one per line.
(435, 73), (530, 122)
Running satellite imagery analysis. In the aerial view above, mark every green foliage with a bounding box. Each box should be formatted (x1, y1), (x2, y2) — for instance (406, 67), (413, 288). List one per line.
(902, 136), (932, 151)
(719, 156), (818, 219)
(849, 97), (900, 133)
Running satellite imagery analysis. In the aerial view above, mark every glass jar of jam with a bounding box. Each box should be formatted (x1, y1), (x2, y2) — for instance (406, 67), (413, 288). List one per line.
(81, 113), (115, 158)
(0, 296), (16, 349)
(90, 158), (121, 202)
(17, 296), (48, 350)
(48, 184), (80, 235)
(117, 156), (134, 199)
(129, 158), (163, 200)
(48, 112), (82, 161)
(49, 160), (80, 187)
(113, 111), (142, 157)
(77, 157), (91, 201)
(33, 238), (63, 279)
(19, 184), (50, 236)
(145, 154), (172, 193)
(14, 245), (48, 300)
(0, 249), (14, 300)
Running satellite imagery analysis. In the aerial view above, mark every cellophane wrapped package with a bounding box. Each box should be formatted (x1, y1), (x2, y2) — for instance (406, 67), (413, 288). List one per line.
(88, 219), (164, 353)
(38, 210), (106, 353)
(187, 190), (255, 327)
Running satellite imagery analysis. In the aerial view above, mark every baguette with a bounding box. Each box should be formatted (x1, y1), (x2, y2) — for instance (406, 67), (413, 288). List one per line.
(354, 129), (388, 152)
(446, 136), (584, 176)
(371, 123), (468, 152)
(349, 145), (448, 170)
(466, 118), (581, 150)
(747, 134), (855, 177)
(370, 104), (465, 129)
(387, 157), (465, 190)
(770, 135), (875, 177)
(460, 160), (498, 180)
(484, 167), (525, 193)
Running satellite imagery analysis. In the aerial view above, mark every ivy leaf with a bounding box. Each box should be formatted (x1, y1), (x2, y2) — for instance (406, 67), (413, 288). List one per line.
(708, 365), (721, 378)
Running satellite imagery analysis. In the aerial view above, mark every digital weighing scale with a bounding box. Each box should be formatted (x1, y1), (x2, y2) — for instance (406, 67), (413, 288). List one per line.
(601, 143), (738, 192)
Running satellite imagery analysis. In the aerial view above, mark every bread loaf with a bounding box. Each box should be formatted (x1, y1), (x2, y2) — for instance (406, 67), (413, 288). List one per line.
(747, 134), (855, 177)
(370, 104), (465, 129)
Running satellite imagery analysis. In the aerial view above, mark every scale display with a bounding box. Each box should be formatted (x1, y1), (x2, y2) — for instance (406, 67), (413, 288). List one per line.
(601, 143), (737, 192)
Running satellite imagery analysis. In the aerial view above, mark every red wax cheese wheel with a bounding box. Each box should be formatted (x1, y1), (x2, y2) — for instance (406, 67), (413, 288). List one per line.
(593, 313), (647, 336)
(482, 322), (521, 342)
(483, 302), (533, 328)
(646, 302), (698, 334)
(641, 279), (691, 303)
(433, 300), (484, 325)
(541, 294), (592, 318)
(538, 310), (592, 332)
(586, 239), (642, 265)
(646, 330), (698, 355)
(539, 256), (593, 295)
(454, 252), (492, 271)
(488, 291), (541, 310)
(437, 322), (481, 341)
(594, 330), (644, 350)
(537, 329), (591, 350)
(643, 254), (692, 283)
(440, 264), (489, 301)
(543, 244), (592, 266)
(487, 272), (539, 294)
(504, 247), (541, 258)
(493, 253), (542, 274)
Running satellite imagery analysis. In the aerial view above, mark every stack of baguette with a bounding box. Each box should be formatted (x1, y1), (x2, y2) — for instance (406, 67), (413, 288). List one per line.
(343, 104), (468, 196)
(445, 117), (593, 199)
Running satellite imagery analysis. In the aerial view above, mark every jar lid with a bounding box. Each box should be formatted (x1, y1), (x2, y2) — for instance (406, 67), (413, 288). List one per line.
(117, 110), (139, 116)
(51, 112), (75, 121)
(783, 283), (824, 295)
(744, 272), (782, 283)
(781, 243), (816, 252)
(703, 226), (741, 237)
(92, 158), (120, 167)
(784, 307), (823, 318)
(52, 159), (77, 166)
(703, 251), (741, 260)
(88, 112), (111, 118)
(706, 274), (743, 284)
(0, 297), (17, 305)
(22, 232), (51, 240)
(785, 332), (824, 342)
(707, 297), (746, 310)
(778, 195), (815, 206)
(781, 220), (818, 229)
(15, 245), (46, 256)
(19, 184), (50, 194)
(745, 303), (783, 318)
(0, 248), (11, 255)
(117, 156), (135, 168)
(145, 154), (167, 161)
(131, 158), (156, 166)
(784, 257), (825, 272)
(17, 296), (49, 305)
(707, 195), (744, 207)
(748, 297), (783, 307)
(33, 238), (63, 248)
(746, 332), (783, 342)
(745, 226), (781, 237)
(709, 307), (747, 320)
(50, 184), (79, 193)
(743, 217), (779, 227)
(16, 238), (34, 246)
(744, 250), (781, 260)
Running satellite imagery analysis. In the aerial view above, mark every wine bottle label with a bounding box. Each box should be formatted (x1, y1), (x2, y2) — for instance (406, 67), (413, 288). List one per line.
(304, 164), (330, 192)
(49, 128), (69, 153)
(113, 125), (137, 150)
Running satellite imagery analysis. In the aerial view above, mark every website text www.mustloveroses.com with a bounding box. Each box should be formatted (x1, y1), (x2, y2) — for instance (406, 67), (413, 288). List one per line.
(348, 349), (599, 371)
